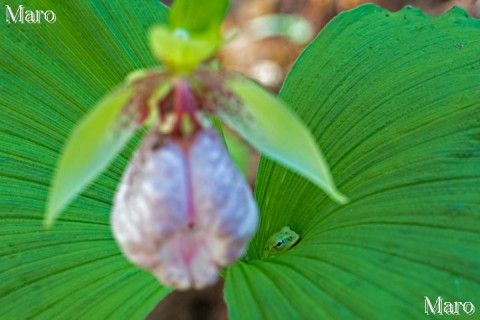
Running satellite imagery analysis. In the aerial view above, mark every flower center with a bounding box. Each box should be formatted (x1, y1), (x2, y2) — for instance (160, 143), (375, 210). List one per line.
(170, 79), (202, 137)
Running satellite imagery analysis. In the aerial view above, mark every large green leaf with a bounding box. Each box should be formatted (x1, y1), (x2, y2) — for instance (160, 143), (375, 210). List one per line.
(0, 1), (172, 318)
(225, 5), (480, 319)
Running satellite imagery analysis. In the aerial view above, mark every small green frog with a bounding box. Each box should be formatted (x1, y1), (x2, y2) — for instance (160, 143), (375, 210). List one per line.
(263, 226), (300, 258)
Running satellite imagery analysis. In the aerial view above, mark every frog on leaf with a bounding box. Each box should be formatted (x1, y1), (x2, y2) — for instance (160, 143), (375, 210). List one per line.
(263, 226), (300, 258)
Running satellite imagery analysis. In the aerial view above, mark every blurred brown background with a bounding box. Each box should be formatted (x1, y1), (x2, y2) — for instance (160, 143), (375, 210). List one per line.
(221, 0), (478, 93)
(150, 0), (479, 319)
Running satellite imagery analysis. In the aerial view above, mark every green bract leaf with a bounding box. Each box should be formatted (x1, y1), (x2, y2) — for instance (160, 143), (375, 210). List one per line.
(225, 5), (480, 319)
(169, 0), (229, 35)
(224, 76), (348, 204)
(0, 1), (172, 318)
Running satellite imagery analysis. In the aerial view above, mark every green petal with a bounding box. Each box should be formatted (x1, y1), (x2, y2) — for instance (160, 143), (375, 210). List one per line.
(224, 75), (348, 204)
(46, 71), (172, 226)
(45, 87), (136, 227)
(225, 5), (480, 319)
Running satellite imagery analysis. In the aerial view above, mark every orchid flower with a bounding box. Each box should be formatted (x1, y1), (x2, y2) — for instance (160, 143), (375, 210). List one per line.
(45, 0), (347, 289)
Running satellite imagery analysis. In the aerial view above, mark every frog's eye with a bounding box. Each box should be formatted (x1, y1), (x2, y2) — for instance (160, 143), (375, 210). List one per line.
(275, 240), (285, 249)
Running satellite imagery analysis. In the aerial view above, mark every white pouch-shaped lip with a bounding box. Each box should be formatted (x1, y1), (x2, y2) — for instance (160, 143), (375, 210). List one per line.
(112, 127), (258, 290)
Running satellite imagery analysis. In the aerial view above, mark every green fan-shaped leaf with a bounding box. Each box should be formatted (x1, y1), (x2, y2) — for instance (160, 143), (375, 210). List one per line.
(225, 5), (480, 319)
(0, 1), (172, 318)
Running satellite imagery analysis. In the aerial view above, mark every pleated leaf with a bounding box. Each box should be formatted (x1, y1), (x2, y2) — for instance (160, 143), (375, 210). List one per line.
(0, 1), (173, 319)
(225, 5), (480, 319)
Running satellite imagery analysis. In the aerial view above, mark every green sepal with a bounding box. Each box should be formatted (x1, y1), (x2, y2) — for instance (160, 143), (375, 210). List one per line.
(149, 25), (220, 73)
(224, 76), (348, 204)
(149, 0), (229, 72)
